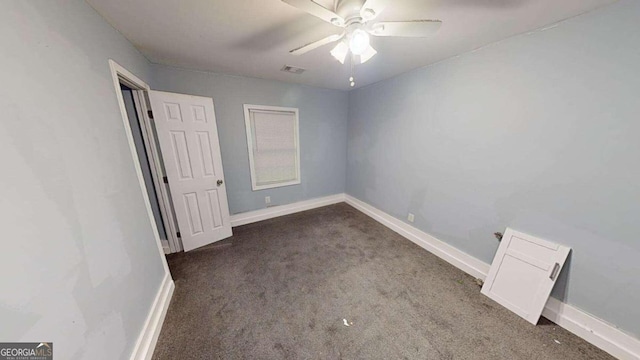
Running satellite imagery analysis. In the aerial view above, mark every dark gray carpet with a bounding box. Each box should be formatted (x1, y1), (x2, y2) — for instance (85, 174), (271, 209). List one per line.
(153, 203), (613, 360)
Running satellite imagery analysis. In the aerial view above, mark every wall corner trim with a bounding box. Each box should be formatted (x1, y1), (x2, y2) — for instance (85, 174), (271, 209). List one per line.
(230, 193), (346, 227)
(129, 274), (175, 360)
(344, 194), (640, 360)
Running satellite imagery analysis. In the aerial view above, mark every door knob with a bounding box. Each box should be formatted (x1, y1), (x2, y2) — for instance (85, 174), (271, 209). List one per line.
(217, 179), (223, 186)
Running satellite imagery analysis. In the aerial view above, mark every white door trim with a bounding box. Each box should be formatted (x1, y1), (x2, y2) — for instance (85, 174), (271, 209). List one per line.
(131, 91), (182, 253)
(108, 59), (172, 276)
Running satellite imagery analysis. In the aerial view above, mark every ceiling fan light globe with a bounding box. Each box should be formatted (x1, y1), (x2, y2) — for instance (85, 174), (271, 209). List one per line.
(359, 45), (377, 63)
(330, 41), (349, 64)
(349, 29), (370, 55)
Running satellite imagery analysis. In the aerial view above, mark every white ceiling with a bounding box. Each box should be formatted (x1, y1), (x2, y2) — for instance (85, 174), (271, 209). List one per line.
(87, 0), (616, 90)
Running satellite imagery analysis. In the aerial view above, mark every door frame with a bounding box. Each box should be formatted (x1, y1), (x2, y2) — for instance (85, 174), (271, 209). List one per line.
(108, 59), (176, 266)
(130, 91), (183, 253)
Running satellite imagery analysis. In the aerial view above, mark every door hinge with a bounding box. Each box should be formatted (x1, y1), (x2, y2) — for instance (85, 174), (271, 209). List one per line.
(147, 110), (154, 119)
(163, 176), (168, 184)
(176, 231), (181, 238)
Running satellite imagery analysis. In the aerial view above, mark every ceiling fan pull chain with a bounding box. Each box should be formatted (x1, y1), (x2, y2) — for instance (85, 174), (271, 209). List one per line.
(349, 53), (355, 87)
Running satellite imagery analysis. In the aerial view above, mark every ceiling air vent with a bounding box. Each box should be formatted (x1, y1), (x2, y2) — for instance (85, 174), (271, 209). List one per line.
(281, 65), (306, 75)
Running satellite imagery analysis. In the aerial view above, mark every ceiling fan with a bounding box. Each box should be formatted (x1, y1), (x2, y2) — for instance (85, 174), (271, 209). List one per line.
(283, 0), (442, 75)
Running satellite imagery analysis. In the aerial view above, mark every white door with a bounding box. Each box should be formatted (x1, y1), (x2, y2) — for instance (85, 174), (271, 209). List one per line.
(481, 228), (570, 324)
(148, 90), (232, 251)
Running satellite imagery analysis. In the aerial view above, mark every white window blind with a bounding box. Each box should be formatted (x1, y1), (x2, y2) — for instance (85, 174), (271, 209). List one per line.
(244, 104), (300, 190)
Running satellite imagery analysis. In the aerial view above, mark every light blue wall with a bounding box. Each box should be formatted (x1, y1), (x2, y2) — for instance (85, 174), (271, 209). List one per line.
(0, 1), (166, 359)
(2, 0), (638, 354)
(347, 0), (640, 338)
(152, 65), (349, 214)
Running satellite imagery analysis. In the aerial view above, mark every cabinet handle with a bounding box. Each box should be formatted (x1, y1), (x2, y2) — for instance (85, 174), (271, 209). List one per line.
(549, 262), (560, 280)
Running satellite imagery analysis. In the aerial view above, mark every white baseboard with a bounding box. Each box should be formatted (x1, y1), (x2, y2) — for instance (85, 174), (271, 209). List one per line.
(543, 297), (640, 360)
(344, 194), (640, 360)
(344, 194), (490, 280)
(129, 273), (175, 360)
(230, 193), (346, 227)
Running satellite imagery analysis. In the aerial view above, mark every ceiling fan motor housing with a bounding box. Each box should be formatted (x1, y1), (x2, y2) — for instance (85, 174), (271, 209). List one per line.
(336, 0), (367, 22)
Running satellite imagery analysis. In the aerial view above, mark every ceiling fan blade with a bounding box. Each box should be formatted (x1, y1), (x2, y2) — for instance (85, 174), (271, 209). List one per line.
(370, 20), (442, 37)
(290, 33), (344, 55)
(360, 0), (387, 21)
(282, 0), (345, 26)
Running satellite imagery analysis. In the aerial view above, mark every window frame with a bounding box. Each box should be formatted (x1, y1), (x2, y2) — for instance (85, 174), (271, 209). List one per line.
(243, 104), (301, 191)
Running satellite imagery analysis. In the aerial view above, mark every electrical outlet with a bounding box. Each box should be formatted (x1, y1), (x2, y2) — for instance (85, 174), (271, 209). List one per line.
(408, 213), (415, 223)
(265, 196), (271, 205)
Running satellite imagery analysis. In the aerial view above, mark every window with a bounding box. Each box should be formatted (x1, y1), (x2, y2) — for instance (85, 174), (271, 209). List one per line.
(244, 104), (300, 191)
